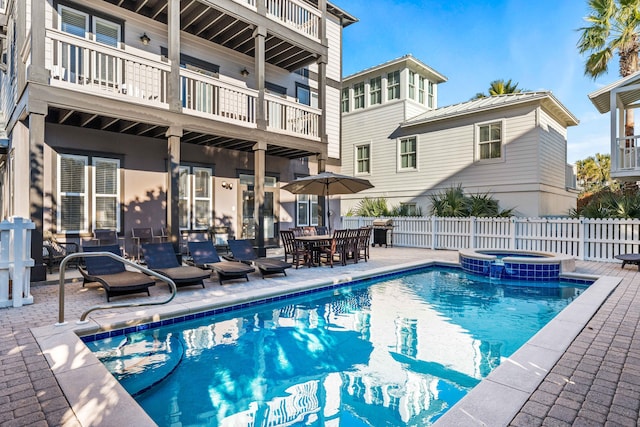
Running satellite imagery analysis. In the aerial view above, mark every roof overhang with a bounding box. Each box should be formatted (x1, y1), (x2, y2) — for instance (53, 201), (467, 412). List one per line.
(588, 70), (640, 114)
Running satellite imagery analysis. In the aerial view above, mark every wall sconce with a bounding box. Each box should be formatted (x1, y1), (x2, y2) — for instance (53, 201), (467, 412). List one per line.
(240, 68), (250, 77)
(221, 181), (233, 190)
(140, 33), (151, 46)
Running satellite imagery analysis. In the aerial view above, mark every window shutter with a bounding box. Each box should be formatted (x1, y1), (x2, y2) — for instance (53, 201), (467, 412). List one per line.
(60, 7), (87, 38)
(93, 158), (119, 230)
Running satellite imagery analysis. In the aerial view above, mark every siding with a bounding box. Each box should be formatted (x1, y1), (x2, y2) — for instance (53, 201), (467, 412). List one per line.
(326, 86), (341, 159)
(538, 107), (569, 188)
(326, 14), (342, 82)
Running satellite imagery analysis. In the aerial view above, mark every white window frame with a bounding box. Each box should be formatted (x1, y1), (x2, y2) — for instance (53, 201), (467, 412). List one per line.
(353, 82), (365, 109)
(341, 87), (350, 113)
(408, 71), (416, 100)
(388, 71), (400, 100)
(355, 143), (371, 175)
(191, 167), (213, 230)
(93, 16), (121, 47)
(475, 120), (505, 162)
(179, 166), (191, 230)
(400, 202), (419, 216)
(418, 77), (426, 105)
(370, 76), (381, 105)
(57, 154), (89, 234)
(296, 194), (319, 227)
(428, 81), (434, 108)
(397, 136), (418, 171)
(58, 5), (89, 38)
(92, 157), (120, 232)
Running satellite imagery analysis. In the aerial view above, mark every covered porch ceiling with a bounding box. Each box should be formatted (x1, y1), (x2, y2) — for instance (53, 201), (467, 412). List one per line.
(45, 106), (318, 159)
(589, 70), (640, 113)
(105, 0), (325, 71)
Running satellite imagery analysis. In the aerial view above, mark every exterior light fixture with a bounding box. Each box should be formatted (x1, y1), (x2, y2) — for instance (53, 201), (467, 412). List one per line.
(221, 181), (233, 190)
(240, 68), (250, 77)
(140, 33), (151, 46)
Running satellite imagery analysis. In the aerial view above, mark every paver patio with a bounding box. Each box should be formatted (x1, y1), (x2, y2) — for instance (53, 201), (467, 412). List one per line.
(0, 247), (636, 426)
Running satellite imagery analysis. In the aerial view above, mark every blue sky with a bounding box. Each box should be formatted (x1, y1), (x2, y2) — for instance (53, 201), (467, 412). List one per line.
(332, 0), (619, 163)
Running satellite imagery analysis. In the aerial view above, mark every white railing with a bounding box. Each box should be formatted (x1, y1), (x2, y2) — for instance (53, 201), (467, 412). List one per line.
(47, 29), (170, 105)
(266, 94), (320, 139)
(265, 0), (321, 39)
(181, 69), (257, 126)
(0, 70), (16, 124)
(0, 217), (35, 308)
(342, 216), (640, 263)
(616, 136), (640, 170)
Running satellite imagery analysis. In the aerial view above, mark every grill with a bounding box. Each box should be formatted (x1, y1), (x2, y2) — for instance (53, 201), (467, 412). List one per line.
(372, 219), (393, 247)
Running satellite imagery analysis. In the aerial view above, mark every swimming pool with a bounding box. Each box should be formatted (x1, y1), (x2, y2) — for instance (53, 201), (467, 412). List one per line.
(85, 266), (590, 426)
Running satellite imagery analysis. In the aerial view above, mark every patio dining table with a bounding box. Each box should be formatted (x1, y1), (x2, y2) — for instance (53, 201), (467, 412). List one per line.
(294, 234), (333, 267)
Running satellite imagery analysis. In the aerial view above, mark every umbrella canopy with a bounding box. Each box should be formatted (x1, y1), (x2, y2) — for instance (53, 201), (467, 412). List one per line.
(281, 171), (374, 197)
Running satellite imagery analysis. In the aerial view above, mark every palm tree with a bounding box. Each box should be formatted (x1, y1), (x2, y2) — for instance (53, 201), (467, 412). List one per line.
(577, 0), (640, 137)
(471, 79), (526, 100)
(576, 153), (616, 193)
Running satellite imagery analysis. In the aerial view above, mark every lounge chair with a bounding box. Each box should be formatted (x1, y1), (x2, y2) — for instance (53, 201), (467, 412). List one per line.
(187, 241), (255, 285)
(226, 239), (292, 278)
(142, 242), (210, 289)
(79, 244), (156, 302)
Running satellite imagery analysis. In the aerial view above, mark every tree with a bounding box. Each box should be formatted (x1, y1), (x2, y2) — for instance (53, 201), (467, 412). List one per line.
(472, 79), (526, 100)
(576, 153), (618, 193)
(577, 0), (640, 137)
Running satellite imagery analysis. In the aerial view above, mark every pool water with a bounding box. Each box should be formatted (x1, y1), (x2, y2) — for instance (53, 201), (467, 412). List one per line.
(87, 267), (588, 427)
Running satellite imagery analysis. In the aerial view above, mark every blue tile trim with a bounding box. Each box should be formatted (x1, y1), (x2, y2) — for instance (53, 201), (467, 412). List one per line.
(79, 262), (593, 344)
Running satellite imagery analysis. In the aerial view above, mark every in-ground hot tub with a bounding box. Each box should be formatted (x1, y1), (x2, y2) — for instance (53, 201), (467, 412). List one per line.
(459, 249), (575, 280)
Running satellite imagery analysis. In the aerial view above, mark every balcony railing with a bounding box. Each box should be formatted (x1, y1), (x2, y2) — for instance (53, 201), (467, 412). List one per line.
(266, 94), (320, 139)
(44, 29), (320, 140)
(47, 29), (169, 105)
(232, 0), (320, 40)
(616, 136), (640, 171)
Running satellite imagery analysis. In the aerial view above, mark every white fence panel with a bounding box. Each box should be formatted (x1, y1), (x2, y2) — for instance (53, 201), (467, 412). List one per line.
(474, 218), (512, 250)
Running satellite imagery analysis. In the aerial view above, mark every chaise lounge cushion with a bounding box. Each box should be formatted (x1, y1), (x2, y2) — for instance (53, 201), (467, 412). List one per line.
(142, 242), (210, 289)
(227, 239), (292, 278)
(187, 241), (255, 285)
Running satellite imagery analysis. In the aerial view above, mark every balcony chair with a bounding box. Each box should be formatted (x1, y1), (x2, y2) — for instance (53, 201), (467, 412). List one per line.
(79, 244), (155, 302)
(187, 241), (255, 285)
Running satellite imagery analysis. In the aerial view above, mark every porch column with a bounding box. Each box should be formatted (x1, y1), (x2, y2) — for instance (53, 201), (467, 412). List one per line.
(167, 0), (181, 112)
(317, 0), (328, 173)
(254, 26), (267, 130)
(28, 0), (48, 84)
(18, 104), (47, 281)
(253, 140), (266, 256)
(166, 126), (182, 252)
(15, 0), (26, 92)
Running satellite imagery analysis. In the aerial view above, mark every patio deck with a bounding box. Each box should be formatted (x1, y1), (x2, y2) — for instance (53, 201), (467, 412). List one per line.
(0, 247), (637, 426)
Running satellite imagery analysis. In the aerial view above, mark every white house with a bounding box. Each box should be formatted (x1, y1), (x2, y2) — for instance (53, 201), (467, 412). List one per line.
(341, 56), (579, 217)
(0, 0), (356, 280)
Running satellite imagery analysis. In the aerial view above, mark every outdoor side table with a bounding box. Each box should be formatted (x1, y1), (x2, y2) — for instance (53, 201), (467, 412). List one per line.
(615, 254), (640, 271)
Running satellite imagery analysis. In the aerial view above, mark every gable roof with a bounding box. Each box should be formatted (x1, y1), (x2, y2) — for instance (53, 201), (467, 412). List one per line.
(588, 70), (640, 113)
(402, 91), (579, 128)
(343, 54), (447, 84)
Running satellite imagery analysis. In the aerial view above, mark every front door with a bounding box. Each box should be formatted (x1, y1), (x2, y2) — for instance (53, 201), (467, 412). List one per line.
(239, 174), (279, 246)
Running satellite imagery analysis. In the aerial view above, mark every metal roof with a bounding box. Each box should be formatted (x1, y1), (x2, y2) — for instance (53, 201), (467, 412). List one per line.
(588, 70), (640, 113)
(343, 54), (447, 83)
(402, 91), (579, 128)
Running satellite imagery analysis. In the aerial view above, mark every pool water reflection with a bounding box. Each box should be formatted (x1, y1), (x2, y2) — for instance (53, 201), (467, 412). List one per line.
(87, 267), (588, 427)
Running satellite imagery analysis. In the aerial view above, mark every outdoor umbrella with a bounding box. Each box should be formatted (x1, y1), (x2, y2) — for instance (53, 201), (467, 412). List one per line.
(281, 172), (374, 230)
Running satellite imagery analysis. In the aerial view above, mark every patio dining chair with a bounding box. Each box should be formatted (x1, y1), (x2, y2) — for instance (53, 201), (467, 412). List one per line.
(280, 229), (308, 268)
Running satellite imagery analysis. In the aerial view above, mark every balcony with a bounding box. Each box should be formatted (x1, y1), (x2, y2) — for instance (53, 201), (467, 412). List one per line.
(614, 136), (640, 176)
(45, 29), (320, 141)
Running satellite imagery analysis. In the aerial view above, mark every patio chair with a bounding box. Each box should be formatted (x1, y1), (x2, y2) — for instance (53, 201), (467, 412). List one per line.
(79, 244), (156, 302)
(356, 227), (372, 262)
(142, 242), (210, 289)
(132, 227), (159, 261)
(43, 235), (79, 273)
(315, 226), (329, 235)
(280, 229), (308, 268)
(318, 229), (351, 267)
(187, 241), (255, 285)
(226, 239), (292, 278)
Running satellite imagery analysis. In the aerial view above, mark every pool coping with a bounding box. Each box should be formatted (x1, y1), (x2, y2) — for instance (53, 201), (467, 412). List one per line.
(31, 260), (618, 427)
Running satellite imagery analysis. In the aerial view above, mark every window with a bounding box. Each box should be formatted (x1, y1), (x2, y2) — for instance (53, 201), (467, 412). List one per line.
(428, 81), (434, 108)
(418, 77), (426, 104)
(93, 17), (120, 47)
(354, 82), (365, 109)
(388, 71), (400, 100)
(408, 71), (416, 100)
(59, 5), (88, 38)
(478, 122), (502, 160)
(179, 166), (212, 230)
(296, 83), (311, 106)
(400, 203), (419, 216)
(341, 88), (349, 113)
(356, 144), (370, 174)
(297, 194), (319, 226)
(398, 137), (417, 170)
(370, 76), (381, 105)
(57, 154), (120, 233)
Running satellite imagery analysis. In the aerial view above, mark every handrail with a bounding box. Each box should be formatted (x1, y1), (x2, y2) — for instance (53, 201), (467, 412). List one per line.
(56, 252), (177, 326)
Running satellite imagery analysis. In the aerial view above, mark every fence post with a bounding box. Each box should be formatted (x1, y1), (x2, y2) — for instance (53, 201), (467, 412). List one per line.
(10, 217), (35, 307)
(0, 221), (10, 308)
(469, 216), (476, 249)
(431, 216), (437, 250)
(510, 217), (517, 250)
(579, 217), (586, 261)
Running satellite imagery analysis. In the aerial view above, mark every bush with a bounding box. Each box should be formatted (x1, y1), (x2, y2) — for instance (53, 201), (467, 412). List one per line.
(571, 189), (640, 218)
(429, 185), (514, 217)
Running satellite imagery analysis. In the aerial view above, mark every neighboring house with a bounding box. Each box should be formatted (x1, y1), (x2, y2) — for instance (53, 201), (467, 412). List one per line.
(589, 71), (640, 183)
(341, 56), (579, 218)
(0, 0), (356, 280)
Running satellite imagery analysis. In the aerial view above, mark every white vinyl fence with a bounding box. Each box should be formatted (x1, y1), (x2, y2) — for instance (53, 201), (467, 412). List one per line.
(342, 216), (640, 262)
(0, 217), (35, 308)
